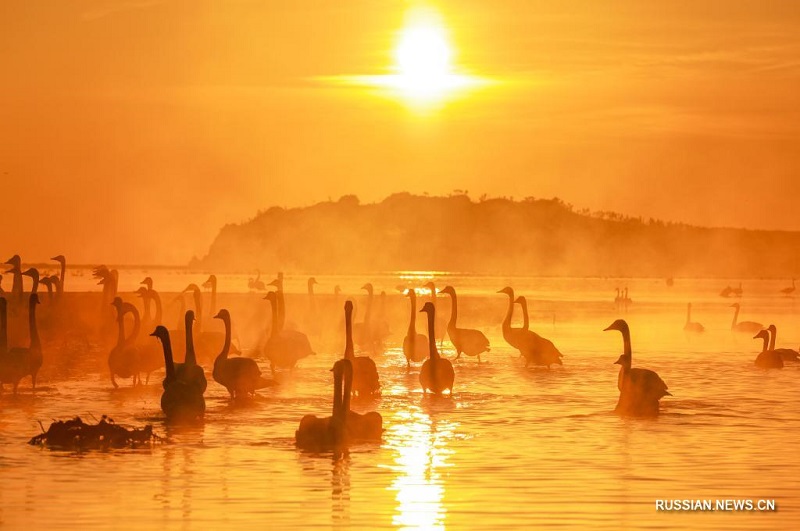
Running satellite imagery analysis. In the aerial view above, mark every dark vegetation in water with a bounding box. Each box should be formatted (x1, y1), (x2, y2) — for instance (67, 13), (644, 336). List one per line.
(196, 193), (800, 277)
(29, 416), (157, 450)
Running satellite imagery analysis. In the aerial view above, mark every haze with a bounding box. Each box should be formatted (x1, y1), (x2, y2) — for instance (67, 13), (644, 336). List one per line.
(2, 0), (799, 264)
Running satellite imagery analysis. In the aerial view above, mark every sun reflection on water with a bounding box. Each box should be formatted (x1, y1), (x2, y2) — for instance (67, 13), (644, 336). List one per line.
(385, 408), (457, 530)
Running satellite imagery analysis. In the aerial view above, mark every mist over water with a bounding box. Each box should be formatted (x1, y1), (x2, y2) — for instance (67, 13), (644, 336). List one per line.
(2, 273), (798, 529)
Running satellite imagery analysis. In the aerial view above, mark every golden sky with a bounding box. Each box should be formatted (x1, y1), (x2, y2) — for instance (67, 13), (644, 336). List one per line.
(2, 1), (800, 264)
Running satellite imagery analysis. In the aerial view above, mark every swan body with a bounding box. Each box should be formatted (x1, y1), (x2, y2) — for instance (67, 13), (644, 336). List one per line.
(440, 286), (489, 362)
(135, 287), (164, 383)
(402, 290), (429, 366)
(683, 303), (705, 333)
(499, 288), (562, 367)
(342, 300), (380, 396)
(151, 326), (205, 422)
(753, 330), (783, 369)
(212, 309), (273, 398)
(0, 296), (38, 393)
(6, 294), (43, 391)
(419, 302), (454, 394)
(604, 319), (670, 416)
(729, 303), (763, 334)
(296, 359), (351, 451)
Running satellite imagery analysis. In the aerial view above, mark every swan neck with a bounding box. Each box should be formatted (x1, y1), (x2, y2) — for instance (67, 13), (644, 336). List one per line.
(502, 292), (514, 330)
(0, 301), (7, 352)
(29, 299), (40, 350)
(761, 335), (769, 352)
(427, 311), (439, 360)
(621, 328), (632, 357)
(185, 317), (197, 366)
(769, 329), (776, 351)
(152, 290), (163, 326)
(218, 315), (231, 360)
(520, 299), (529, 330)
(345, 305), (354, 359)
(731, 305), (739, 329)
(269, 297), (279, 338)
(162, 333), (176, 382)
(448, 291), (458, 328)
(407, 293), (416, 335)
(128, 307), (140, 343)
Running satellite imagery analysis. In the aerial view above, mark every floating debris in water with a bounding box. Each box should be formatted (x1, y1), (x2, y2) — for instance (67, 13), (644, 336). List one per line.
(28, 416), (158, 450)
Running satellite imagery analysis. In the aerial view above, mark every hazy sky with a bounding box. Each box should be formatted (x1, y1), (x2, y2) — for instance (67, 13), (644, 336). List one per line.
(2, 1), (800, 264)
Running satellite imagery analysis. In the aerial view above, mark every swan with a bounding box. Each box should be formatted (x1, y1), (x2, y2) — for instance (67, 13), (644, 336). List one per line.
(1, 294), (43, 393)
(780, 278), (796, 296)
(353, 283), (378, 351)
(730, 303), (763, 334)
(268, 272), (286, 331)
(440, 286), (489, 362)
(108, 297), (140, 388)
(731, 282), (743, 298)
(4, 255), (23, 302)
(719, 285), (733, 298)
(0, 296), (25, 393)
(342, 300), (380, 396)
(140, 276), (153, 291)
(263, 291), (314, 373)
(248, 269), (267, 292)
(342, 349), (383, 441)
(174, 310), (208, 393)
(296, 358), (351, 451)
(51, 255), (66, 293)
(498, 287), (562, 367)
(753, 330), (783, 369)
(21, 267), (40, 294)
(604, 319), (670, 416)
(683, 303), (705, 333)
(183, 283), (228, 363)
(0, 274), (4, 295)
(127, 296), (161, 384)
(48, 274), (63, 301)
(765, 324), (799, 362)
(151, 326), (205, 422)
(423, 282), (447, 345)
(419, 302), (455, 395)
(212, 309), (273, 398)
(402, 290), (429, 367)
(40, 277), (54, 302)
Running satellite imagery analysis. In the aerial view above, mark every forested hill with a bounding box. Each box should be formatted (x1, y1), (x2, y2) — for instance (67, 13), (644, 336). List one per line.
(195, 193), (800, 278)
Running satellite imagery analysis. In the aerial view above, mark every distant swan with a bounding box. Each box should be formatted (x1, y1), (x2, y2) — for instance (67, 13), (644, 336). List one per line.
(765, 324), (799, 362)
(683, 303), (705, 333)
(151, 326), (205, 422)
(174, 310), (208, 393)
(263, 291), (314, 373)
(753, 330), (783, 369)
(4, 255), (23, 302)
(248, 269), (267, 292)
(296, 358), (352, 451)
(108, 297), (140, 388)
(212, 309), (273, 398)
(423, 282), (447, 345)
(729, 303), (763, 334)
(419, 302), (455, 395)
(1, 294), (43, 392)
(342, 300), (380, 396)
(604, 319), (670, 416)
(499, 287), (562, 367)
(780, 278), (796, 296)
(440, 285), (489, 362)
(402, 290), (429, 367)
(51, 255), (66, 293)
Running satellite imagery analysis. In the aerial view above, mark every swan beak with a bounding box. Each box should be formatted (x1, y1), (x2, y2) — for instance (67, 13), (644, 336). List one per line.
(213, 311), (223, 319)
(613, 356), (623, 365)
(603, 325), (614, 331)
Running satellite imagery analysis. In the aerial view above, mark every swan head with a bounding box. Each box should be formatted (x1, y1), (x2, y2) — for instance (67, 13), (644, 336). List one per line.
(767, 324), (777, 334)
(729, 303), (740, 309)
(183, 283), (201, 294)
(514, 296), (526, 304)
(424, 281), (436, 291)
(344, 300), (353, 313)
(51, 255), (66, 264)
(441, 285), (456, 296)
(361, 283), (374, 293)
(202, 275), (216, 289)
(264, 291), (277, 303)
(603, 319), (629, 334)
(29, 293), (40, 306)
(753, 329), (769, 340)
(4, 255), (21, 267)
(334, 285), (341, 295)
(405, 288), (416, 299)
(308, 277), (317, 286)
(135, 286), (148, 298)
(184, 310), (195, 328)
(111, 296), (123, 309)
(40, 277), (52, 287)
(139, 277), (153, 289)
(613, 353), (631, 367)
(213, 309), (230, 321)
(420, 301), (436, 315)
(497, 287), (514, 297)
(21, 267), (39, 280)
(268, 278), (281, 288)
(150, 325), (169, 339)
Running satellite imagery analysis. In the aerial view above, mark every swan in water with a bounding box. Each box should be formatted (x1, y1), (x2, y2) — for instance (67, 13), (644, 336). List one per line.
(4, 255), (23, 303)
(604, 319), (670, 416)
(1, 294), (43, 393)
(0, 274), (4, 295)
(731, 282), (743, 298)
(683, 303), (705, 333)
(21, 268), (40, 295)
(765, 324), (799, 362)
(753, 330), (783, 369)
(780, 278), (796, 296)
(498, 287), (562, 367)
(263, 291), (314, 374)
(305, 277), (322, 337)
(342, 300), (380, 396)
(109, 297), (140, 388)
(151, 326), (205, 422)
(295, 358), (352, 451)
(402, 289), (429, 367)
(183, 283), (228, 363)
(212, 309), (273, 398)
(51, 255), (66, 293)
(440, 286), (489, 362)
(419, 302), (455, 395)
(268, 272), (287, 331)
(248, 270), (267, 292)
(353, 283), (379, 352)
(127, 295), (161, 384)
(39, 276), (54, 302)
(174, 310), (208, 393)
(719, 285), (733, 298)
(729, 303), (763, 334)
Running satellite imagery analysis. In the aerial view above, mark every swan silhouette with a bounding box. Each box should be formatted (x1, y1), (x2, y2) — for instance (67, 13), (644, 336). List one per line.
(499, 287), (562, 367)
(151, 326), (205, 422)
(108, 297), (140, 388)
(4, 255), (23, 302)
(212, 309), (273, 398)
(753, 330), (783, 369)
(296, 358), (352, 451)
(402, 289), (429, 367)
(765, 324), (799, 362)
(419, 302), (455, 395)
(0, 295), (42, 393)
(263, 291), (314, 374)
(174, 310), (208, 393)
(604, 319), (670, 416)
(683, 303), (705, 333)
(780, 278), (796, 296)
(342, 300), (380, 396)
(729, 303), (763, 334)
(440, 286), (489, 362)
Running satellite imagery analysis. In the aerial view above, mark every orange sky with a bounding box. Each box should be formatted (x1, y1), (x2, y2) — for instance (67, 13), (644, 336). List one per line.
(2, 1), (800, 264)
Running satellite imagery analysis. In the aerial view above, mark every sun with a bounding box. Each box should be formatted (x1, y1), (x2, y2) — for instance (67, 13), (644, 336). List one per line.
(393, 25), (454, 98)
